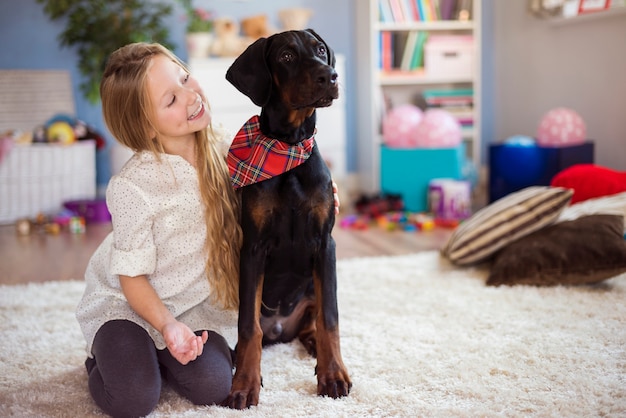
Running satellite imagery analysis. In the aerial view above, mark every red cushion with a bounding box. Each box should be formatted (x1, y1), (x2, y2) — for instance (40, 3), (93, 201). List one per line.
(551, 164), (626, 204)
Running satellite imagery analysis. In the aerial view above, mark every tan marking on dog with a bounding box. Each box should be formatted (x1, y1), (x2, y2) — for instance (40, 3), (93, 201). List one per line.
(312, 202), (329, 230)
(312, 271), (351, 398)
(230, 274), (265, 408)
(288, 108), (315, 127)
(250, 196), (278, 231)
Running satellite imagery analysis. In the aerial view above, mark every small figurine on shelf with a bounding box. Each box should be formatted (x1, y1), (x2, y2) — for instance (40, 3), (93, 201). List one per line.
(32, 126), (47, 143)
(240, 14), (275, 40)
(209, 17), (252, 57)
(278, 8), (313, 30)
(46, 121), (76, 145)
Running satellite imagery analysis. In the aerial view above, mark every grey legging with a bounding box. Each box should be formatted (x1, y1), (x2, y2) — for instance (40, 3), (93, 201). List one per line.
(85, 319), (233, 418)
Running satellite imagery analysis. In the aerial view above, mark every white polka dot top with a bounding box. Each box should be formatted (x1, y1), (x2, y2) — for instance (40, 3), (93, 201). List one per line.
(75, 151), (236, 355)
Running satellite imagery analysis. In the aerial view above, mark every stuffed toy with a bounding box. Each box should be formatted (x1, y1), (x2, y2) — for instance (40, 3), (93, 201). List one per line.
(73, 119), (106, 150)
(209, 17), (252, 57)
(240, 14), (275, 40)
(278, 8), (313, 31)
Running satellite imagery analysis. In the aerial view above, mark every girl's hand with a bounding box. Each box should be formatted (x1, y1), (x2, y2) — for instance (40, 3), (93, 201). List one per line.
(333, 181), (340, 214)
(162, 322), (208, 365)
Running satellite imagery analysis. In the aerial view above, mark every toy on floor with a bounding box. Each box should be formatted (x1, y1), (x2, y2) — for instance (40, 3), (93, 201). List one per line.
(428, 178), (471, 221)
(345, 192), (462, 232)
(15, 213), (62, 236)
(354, 193), (404, 217)
(15, 211), (87, 236)
(339, 211), (441, 232)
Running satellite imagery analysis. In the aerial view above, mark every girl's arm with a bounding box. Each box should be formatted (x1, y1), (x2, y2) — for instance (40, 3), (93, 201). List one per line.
(119, 274), (208, 364)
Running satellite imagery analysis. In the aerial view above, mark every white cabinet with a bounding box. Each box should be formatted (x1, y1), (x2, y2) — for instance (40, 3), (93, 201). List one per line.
(355, 0), (482, 193)
(190, 56), (348, 180)
(0, 141), (96, 223)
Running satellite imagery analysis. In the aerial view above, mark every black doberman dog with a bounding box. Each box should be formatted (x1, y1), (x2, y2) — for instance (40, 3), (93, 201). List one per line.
(223, 29), (351, 409)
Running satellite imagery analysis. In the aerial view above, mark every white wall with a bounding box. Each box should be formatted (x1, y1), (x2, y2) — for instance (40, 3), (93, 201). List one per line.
(492, 3), (626, 170)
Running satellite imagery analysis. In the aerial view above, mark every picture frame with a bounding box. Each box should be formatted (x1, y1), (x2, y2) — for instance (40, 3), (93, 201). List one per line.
(578, 0), (611, 14)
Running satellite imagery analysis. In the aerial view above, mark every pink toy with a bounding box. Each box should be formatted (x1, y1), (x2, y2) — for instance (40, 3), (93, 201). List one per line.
(411, 109), (462, 148)
(536, 107), (586, 147)
(382, 104), (423, 147)
(428, 178), (471, 221)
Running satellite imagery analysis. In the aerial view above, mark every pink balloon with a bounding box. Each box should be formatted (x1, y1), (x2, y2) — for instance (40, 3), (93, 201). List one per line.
(411, 109), (462, 148)
(382, 105), (423, 147)
(536, 107), (586, 147)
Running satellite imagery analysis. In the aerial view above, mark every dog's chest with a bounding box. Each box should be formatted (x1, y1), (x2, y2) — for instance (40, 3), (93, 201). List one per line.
(240, 153), (333, 247)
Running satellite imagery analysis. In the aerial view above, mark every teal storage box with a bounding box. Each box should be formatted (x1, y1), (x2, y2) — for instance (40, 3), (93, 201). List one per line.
(380, 144), (465, 212)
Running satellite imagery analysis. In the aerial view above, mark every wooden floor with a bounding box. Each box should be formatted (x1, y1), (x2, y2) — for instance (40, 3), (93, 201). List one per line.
(0, 219), (453, 285)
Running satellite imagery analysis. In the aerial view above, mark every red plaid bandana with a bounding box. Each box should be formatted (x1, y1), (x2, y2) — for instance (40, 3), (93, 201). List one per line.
(227, 115), (315, 189)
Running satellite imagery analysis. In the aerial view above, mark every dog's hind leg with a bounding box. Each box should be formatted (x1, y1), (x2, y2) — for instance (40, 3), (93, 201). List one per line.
(297, 301), (318, 357)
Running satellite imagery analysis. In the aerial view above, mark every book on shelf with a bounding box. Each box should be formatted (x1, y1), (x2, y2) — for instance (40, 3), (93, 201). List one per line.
(380, 30), (429, 72)
(422, 88), (474, 128)
(379, 0), (394, 22)
(412, 31), (429, 69)
(439, 0), (457, 20)
(406, 0), (421, 20)
(388, 0), (406, 22)
(400, 31), (419, 71)
(380, 31), (394, 71)
(422, 87), (473, 98)
(377, 0), (473, 22)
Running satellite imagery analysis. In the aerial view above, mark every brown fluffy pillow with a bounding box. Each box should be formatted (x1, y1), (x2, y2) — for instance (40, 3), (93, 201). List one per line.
(487, 214), (626, 286)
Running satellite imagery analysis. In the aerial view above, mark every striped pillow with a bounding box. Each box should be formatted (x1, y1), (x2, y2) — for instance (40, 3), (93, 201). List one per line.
(441, 186), (573, 266)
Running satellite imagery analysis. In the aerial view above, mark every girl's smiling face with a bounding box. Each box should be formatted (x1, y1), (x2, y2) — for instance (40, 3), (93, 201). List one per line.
(146, 54), (211, 151)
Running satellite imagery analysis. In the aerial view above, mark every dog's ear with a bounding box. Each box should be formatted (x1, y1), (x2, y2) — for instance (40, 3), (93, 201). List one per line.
(305, 28), (335, 68)
(226, 37), (272, 107)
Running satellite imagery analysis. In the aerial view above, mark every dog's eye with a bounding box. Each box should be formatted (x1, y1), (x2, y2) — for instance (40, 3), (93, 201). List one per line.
(317, 45), (327, 58)
(280, 51), (294, 63)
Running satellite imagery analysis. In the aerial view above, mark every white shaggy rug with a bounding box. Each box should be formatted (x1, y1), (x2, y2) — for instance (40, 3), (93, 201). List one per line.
(1, 251), (625, 418)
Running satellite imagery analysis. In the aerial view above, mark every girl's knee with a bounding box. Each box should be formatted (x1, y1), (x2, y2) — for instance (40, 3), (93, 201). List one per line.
(187, 377), (232, 406)
(178, 331), (234, 405)
(92, 378), (161, 418)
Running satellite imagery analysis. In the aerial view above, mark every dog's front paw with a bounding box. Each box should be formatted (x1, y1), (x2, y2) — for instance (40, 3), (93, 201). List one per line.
(317, 368), (352, 399)
(223, 376), (262, 409)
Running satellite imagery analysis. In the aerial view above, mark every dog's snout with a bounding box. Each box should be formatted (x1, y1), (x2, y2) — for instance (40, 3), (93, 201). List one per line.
(317, 69), (338, 87)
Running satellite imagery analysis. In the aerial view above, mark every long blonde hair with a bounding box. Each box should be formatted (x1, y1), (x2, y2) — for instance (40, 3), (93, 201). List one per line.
(101, 42), (241, 309)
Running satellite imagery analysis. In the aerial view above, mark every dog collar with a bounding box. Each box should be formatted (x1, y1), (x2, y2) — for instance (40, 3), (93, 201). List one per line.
(227, 115), (316, 189)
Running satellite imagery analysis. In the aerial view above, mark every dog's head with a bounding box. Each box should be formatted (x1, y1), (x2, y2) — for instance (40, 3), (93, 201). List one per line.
(226, 29), (338, 110)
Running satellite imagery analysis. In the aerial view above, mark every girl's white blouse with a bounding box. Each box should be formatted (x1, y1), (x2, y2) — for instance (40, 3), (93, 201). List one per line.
(75, 151), (236, 355)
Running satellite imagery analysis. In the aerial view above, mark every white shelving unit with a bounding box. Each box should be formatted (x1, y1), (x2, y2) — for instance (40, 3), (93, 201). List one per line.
(355, 0), (482, 194)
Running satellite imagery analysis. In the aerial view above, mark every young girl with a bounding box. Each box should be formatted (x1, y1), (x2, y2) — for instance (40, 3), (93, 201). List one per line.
(75, 42), (242, 417)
